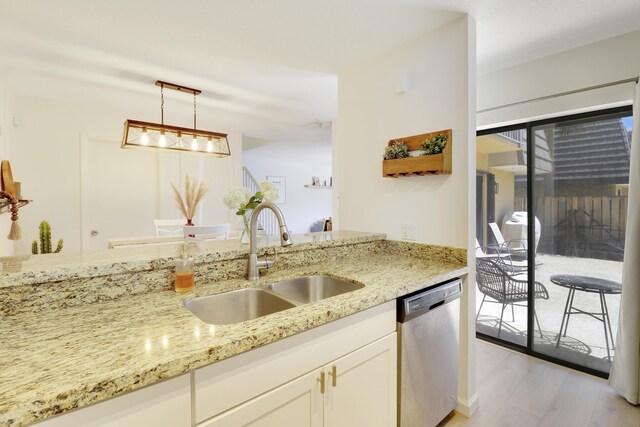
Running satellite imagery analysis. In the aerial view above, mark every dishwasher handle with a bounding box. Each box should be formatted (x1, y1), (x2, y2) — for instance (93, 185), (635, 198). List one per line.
(398, 278), (462, 322)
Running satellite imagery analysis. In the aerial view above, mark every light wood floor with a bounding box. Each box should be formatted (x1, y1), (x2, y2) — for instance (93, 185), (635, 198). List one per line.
(442, 339), (640, 427)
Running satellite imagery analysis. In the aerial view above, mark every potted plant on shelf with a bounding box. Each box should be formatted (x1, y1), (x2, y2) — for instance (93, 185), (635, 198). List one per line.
(383, 140), (410, 160)
(382, 129), (452, 177)
(421, 133), (447, 155)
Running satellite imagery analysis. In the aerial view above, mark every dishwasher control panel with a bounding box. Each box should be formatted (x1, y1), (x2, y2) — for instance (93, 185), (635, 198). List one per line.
(398, 278), (462, 322)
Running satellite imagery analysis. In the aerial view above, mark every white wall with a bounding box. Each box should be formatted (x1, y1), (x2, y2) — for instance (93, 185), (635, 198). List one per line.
(7, 93), (242, 255)
(336, 15), (477, 415)
(0, 76), (15, 255)
(243, 141), (332, 234)
(478, 30), (640, 128)
(337, 16), (474, 248)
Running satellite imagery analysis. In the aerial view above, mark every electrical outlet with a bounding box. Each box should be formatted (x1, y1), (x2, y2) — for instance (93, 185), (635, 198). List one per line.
(400, 223), (416, 241)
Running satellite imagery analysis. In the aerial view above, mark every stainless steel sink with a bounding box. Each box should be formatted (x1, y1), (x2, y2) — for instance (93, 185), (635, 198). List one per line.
(267, 275), (364, 304)
(184, 288), (296, 325)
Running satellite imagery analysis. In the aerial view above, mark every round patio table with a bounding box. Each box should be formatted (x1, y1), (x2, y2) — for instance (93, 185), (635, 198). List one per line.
(551, 274), (622, 361)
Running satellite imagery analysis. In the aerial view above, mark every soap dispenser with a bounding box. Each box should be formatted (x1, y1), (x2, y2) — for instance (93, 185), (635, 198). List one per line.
(175, 244), (194, 293)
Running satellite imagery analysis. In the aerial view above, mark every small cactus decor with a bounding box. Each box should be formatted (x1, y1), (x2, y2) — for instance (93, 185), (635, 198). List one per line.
(383, 140), (410, 160)
(421, 134), (448, 155)
(32, 221), (63, 254)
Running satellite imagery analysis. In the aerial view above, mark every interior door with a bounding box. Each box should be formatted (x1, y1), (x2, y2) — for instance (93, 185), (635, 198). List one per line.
(80, 135), (159, 252)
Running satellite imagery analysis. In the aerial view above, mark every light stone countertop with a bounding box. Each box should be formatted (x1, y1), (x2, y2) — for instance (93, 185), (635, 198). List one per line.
(0, 230), (382, 287)
(0, 237), (467, 427)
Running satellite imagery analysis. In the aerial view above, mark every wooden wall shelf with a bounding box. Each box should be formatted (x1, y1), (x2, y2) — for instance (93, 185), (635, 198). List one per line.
(304, 185), (332, 189)
(0, 199), (30, 215)
(382, 129), (452, 177)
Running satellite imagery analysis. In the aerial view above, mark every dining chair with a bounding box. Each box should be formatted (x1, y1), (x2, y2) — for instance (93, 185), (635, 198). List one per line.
(153, 219), (185, 237)
(183, 224), (231, 241)
(476, 257), (548, 338)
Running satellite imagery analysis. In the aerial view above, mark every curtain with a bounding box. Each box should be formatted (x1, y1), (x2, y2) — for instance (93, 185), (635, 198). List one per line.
(609, 81), (640, 405)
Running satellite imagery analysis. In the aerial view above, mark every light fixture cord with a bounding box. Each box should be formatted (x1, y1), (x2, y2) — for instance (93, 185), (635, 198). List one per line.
(161, 83), (165, 125)
(193, 93), (197, 130)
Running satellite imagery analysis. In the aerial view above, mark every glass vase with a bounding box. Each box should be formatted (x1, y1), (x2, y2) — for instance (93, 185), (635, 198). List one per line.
(240, 211), (251, 244)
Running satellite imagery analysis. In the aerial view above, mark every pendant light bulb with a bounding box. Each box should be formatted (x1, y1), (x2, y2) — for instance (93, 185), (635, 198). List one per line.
(176, 131), (184, 148)
(141, 127), (149, 146)
(158, 131), (167, 147)
(207, 137), (214, 153)
(191, 136), (198, 151)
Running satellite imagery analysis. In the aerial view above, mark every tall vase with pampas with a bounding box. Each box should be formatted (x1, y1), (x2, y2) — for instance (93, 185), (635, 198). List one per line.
(172, 175), (209, 226)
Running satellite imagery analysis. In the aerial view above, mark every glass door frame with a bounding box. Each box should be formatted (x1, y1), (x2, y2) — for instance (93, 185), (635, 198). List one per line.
(476, 105), (632, 379)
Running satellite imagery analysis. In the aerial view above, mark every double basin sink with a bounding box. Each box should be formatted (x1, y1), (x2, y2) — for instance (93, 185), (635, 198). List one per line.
(185, 275), (363, 325)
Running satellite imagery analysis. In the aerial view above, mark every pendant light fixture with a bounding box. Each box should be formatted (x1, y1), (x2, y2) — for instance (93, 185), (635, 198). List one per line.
(121, 81), (231, 157)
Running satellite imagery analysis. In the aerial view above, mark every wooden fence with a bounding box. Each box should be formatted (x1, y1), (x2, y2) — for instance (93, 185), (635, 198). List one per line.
(515, 196), (628, 260)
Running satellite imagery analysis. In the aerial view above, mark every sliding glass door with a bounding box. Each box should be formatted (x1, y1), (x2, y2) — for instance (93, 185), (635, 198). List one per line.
(530, 109), (631, 374)
(476, 106), (633, 376)
(476, 126), (529, 347)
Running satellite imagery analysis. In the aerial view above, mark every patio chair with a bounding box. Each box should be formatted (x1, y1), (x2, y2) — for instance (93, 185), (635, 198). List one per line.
(476, 239), (527, 275)
(476, 257), (549, 338)
(488, 222), (527, 260)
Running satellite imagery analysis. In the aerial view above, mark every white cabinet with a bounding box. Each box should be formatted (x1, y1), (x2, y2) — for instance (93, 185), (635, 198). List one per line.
(33, 374), (191, 427)
(194, 301), (396, 424)
(324, 333), (397, 427)
(199, 369), (323, 427)
(200, 333), (397, 427)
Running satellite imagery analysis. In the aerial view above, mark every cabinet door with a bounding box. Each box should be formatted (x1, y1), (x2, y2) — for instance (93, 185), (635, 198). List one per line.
(200, 369), (323, 427)
(324, 333), (397, 427)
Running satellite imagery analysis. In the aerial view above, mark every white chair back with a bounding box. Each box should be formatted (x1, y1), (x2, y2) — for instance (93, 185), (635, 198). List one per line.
(184, 224), (231, 242)
(488, 222), (506, 246)
(153, 219), (185, 237)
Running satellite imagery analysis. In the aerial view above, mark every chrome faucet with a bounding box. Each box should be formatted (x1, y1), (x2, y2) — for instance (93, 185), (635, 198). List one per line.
(247, 201), (293, 280)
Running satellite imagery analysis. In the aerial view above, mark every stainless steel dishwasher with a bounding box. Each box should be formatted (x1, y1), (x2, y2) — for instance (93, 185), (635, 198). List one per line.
(397, 278), (463, 427)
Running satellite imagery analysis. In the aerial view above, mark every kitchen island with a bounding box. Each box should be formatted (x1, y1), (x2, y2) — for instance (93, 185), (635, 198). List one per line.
(0, 231), (467, 426)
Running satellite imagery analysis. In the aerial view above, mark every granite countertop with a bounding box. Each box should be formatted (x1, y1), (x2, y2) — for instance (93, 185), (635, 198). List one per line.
(0, 237), (467, 427)
(0, 230), (382, 287)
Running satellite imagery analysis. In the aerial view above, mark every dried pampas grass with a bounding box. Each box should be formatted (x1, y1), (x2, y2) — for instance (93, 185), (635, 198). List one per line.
(172, 175), (209, 222)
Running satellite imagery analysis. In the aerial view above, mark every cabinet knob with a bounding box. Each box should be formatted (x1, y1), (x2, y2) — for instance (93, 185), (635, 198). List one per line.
(318, 371), (325, 394)
(90, 229), (99, 237)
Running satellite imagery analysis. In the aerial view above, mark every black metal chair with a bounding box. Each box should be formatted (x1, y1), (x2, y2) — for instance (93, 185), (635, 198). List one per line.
(476, 239), (528, 275)
(476, 258), (549, 338)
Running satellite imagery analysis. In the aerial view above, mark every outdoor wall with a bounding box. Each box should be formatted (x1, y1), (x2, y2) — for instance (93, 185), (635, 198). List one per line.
(493, 170), (515, 225)
(336, 15), (477, 415)
(478, 30), (640, 128)
(7, 93), (242, 255)
(243, 140), (332, 234)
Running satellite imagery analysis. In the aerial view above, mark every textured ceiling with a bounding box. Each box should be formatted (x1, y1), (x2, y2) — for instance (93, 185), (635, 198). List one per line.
(0, 0), (639, 143)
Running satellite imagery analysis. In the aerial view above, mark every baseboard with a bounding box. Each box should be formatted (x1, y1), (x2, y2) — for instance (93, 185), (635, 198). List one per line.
(455, 393), (479, 417)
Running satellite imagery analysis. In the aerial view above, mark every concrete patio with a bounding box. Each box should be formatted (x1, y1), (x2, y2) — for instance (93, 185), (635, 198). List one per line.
(476, 253), (623, 372)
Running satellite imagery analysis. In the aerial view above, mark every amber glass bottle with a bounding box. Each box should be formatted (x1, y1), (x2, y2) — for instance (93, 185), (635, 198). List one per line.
(175, 245), (194, 293)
